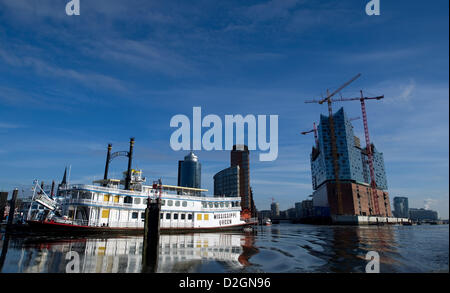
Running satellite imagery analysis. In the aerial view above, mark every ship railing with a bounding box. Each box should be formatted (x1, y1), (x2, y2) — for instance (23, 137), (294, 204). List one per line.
(241, 217), (258, 224)
(47, 217), (146, 228)
(66, 198), (139, 208)
(69, 184), (149, 196)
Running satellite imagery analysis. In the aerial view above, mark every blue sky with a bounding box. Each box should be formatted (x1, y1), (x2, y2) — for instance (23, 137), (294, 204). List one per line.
(0, 0), (448, 218)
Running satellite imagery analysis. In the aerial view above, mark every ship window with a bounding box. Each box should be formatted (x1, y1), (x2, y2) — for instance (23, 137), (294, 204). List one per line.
(188, 214), (192, 220)
(134, 198), (141, 205)
(174, 213), (178, 220)
(102, 209), (110, 218)
(181, 214), (186, 220)
(204, 214), (209, 221)
(225, 202), (229, 207)
(160, 213), (163, 219)
(197, 214), (202, 220)
(124, 196), (132, 204)
(168, 200), (173, 206)
(141, 212), (145, 219)
(220, 202), (224, 208)
(166, 213), (171, 220)
(208, 202), (213, 208)
(182, 201), (187, 207)
(131, 212), (138, 219)
(202, 202), (207, 208)
(161, 200), (165, 206)
(175, 201), (180, 207)
(214, 202), (219, 208)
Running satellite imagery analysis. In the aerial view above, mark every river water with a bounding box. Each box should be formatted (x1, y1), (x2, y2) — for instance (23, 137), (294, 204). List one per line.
(0, 223), (448, 273)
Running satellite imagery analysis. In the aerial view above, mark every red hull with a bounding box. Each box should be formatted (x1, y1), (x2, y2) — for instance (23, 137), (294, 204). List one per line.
(24, 220), (255, 235)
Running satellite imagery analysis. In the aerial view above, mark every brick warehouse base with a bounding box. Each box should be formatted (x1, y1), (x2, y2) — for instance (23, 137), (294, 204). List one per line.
(314, 181), (392, 217)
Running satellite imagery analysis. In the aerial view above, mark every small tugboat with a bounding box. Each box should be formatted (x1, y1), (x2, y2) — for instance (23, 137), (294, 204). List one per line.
(24, 139), (257, 234)
(263, 218), (272, 226)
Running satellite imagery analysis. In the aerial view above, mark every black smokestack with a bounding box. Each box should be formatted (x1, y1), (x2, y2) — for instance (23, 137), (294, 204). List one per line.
(104, 143), (112, 186)
(125, 138), (135, 190)
(50, 180), (55, 199)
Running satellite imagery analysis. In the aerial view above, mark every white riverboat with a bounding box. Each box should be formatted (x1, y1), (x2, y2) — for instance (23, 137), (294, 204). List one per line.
(26, 170), (256, 233)
(24, 139), (257, 233)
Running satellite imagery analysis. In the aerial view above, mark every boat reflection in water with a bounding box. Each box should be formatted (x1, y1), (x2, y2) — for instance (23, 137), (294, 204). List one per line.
(8, 232), (258, 273)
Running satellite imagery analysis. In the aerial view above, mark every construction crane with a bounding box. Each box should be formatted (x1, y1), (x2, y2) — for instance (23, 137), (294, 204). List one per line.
(301, 117), (359, 145)
(301, 122), (319, 148)
(332, 90), (384, 215)
(305, 73), (361, 215)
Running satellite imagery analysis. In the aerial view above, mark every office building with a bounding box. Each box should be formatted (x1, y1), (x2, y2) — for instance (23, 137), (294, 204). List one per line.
(393, 197), (409, 218)
(231, 145), (254, 214)
(309, 107), (392, 217)
(178, 152), (201, 190)
(409, 208), (438, 222)
(213, 166), (240, 197)
(271, 202), (280, 217)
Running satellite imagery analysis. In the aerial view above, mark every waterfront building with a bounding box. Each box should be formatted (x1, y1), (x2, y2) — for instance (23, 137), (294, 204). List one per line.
(299, 199), (314, 218)
(271, 202), (280, 217)
(258, 210), (272, 220)
(309, 107), (391, 217)
(287, 208), (297, 219)
(294, 202), (302, 219)
(393, 197), (409, 218)
(0, 191), (7, 222)
(311, 108), (388, 190)
(409, 208), (439, 222)
(213, 166), (240, 197)
(178, 152), (201, 192)
(231, 145), (255, 215)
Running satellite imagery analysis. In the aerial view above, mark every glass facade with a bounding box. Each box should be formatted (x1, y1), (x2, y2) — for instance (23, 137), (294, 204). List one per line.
(213, 166), (240, 197)
(310, 107), (388, 190)
(178, 152), (201, 189)
(393, 197), (409, 218)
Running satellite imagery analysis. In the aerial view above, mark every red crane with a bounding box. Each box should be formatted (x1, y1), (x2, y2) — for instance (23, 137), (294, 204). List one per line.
(332, 91), (384, 215)
(305, 73), (361, 215)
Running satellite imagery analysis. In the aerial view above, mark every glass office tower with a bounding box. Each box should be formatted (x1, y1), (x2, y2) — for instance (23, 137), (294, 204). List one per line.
(178, 152), (201, 190)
